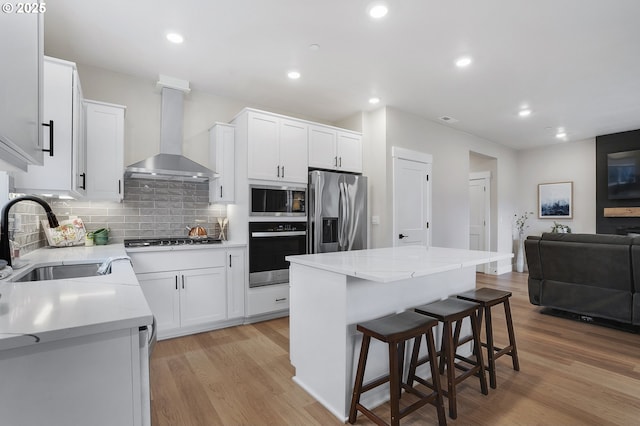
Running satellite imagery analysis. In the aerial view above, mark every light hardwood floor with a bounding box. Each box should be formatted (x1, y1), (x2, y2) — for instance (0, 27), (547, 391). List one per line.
(150, 272), (640, 425)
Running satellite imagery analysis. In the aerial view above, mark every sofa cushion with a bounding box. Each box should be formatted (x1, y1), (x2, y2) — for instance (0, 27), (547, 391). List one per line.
(541, 232), (633, 245)
(539, 238), (632, 292)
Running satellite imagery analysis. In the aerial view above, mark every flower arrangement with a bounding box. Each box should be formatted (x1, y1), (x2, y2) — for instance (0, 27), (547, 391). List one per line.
(514, 211), (534, 235)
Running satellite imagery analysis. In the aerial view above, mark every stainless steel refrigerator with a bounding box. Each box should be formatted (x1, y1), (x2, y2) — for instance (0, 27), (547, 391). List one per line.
(308, 170), (367, 253)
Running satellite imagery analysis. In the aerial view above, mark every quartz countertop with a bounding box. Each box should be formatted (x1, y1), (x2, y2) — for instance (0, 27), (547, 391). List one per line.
(286, 245), (513, 283)
(0, 244), (153, 351)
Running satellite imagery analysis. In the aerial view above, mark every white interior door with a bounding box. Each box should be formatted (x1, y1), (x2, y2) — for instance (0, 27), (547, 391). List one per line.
(392, 147), (432, 247)
(469, 172), (490, 272)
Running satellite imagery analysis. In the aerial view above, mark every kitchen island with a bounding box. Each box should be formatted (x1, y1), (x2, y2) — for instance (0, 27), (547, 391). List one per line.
(286, 245), (513, 421)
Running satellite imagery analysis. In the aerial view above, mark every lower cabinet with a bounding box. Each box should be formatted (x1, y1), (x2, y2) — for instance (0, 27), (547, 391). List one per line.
(247, 283), (289, 318)
(2, 327), (149, 426)
(130, 247), (246, 339)
(137, 267), (226, 333)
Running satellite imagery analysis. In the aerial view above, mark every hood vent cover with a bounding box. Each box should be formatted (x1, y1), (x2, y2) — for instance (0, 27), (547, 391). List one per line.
(125, 76), (217, 182)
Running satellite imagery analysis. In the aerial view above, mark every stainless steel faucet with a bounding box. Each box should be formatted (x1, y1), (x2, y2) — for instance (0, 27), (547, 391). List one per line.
(1, 196), (59, 266)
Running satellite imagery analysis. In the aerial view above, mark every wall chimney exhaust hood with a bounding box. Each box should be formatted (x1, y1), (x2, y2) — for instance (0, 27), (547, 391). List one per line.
(125, 75), (218, 182)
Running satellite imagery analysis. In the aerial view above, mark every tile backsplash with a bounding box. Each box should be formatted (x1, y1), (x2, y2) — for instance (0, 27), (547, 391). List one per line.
(8, 178), (228, 256)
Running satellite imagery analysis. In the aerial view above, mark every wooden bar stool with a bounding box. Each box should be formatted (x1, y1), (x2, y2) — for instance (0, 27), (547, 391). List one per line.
(348, 311), (447, 426)
(410, 298), (488, 419)
(456, 288), (520, 389)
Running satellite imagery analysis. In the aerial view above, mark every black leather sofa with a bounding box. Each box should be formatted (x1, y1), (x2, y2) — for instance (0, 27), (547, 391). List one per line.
(525, 233), (639, 325)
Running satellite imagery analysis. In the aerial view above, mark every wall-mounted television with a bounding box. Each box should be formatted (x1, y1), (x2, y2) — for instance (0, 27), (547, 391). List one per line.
(608, 149), (640, 200)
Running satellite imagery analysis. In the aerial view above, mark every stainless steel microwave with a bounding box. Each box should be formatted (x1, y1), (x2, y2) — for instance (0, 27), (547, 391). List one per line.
(250, 185), (306, 216)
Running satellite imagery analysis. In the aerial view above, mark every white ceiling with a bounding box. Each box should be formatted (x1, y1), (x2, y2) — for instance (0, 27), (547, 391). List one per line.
(44, 0), (640, 150)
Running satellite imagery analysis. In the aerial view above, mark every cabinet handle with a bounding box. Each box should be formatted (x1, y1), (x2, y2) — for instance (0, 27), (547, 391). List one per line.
(339, 157), (342, 168)
(334, 156), (338, 167)
(281, 166), (285, 178)
(41, 120), (54, 157)
(277, 165), (280, 178)
(175, 276), (178, 290)
(118, 179), (122, 195)
(220, 186), (223, 198)
(275, 297), (287, 302)
(229, 254), (232, 267)
(182, 275), (185, 289)
(80, 173), (86, 190)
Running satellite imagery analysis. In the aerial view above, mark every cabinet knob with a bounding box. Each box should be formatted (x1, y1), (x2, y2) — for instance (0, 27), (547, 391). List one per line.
(399, 234), (408, 239)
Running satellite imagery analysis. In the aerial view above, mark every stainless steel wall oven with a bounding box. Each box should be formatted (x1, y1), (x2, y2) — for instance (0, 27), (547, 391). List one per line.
(248, 221), (306, 288)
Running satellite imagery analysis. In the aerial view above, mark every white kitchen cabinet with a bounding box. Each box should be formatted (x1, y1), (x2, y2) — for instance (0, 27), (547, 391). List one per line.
(245, 110), (308, 184)
(2, 327), (149, 426)
(136, 271), (180, 332)
(308, 125), (362, 173)
(247, 283), (289, 318)
(227, 248), (246, 319)
(14, 57), (87, 197)
(129, 247), (246, 339)
(84, 100), (125, 200)
(209, 123), (235, 203)
(137, 267), (226, 337)
(180, 267), (227, 327)
(0, 6), (44, 170)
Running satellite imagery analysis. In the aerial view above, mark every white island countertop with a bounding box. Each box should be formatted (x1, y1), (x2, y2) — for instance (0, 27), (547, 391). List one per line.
(0, 244), (152, 351)
(286, 245), (513, 283)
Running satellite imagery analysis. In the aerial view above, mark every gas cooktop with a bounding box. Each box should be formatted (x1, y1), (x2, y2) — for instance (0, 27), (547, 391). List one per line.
(124, 237), (223, 248)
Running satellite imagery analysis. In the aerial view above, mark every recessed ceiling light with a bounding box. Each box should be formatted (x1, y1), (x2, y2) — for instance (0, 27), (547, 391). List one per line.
(368, 2), (388, 19)
(556, 131), (567, 139)
(455, 56), (472, 68)
(309, 44), (320, 51)
(287, 70), (301, 80)
(369, 97), (380, 104)
(166, 32), (184, 44)
(519, 109), (532, 117)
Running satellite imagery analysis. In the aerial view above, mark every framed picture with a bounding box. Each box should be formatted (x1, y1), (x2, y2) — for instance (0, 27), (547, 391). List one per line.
(538, 182), (573, 219)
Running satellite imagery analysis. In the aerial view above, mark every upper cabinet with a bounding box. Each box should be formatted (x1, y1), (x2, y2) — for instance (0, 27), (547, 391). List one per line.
(245, 110), (308, 184)
(15, 57), (86, 197)
(0, 8), (44, 170)
(84, 100), (125, 201)
(308, 125), (362, 173)
(209, 123), (235, 203)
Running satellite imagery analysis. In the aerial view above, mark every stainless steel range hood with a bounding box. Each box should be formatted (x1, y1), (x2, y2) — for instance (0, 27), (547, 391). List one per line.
(125, 76), (217, 182)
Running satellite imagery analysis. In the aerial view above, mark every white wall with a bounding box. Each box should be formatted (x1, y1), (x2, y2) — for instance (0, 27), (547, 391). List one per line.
(76, 63), (331, 168)
(516, 138), (596, 236)
(362, 108), (388, 249)
(386, 108), (517, 262)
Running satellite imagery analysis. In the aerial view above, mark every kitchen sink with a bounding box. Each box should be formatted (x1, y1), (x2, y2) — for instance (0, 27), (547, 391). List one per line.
(13, 263), (107, 282)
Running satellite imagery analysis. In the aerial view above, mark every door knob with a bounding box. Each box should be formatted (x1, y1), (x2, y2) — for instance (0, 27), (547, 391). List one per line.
(399, 234), (407, 239)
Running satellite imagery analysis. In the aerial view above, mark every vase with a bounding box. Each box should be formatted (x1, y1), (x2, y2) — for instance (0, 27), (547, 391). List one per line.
(516, 233), (525, 273)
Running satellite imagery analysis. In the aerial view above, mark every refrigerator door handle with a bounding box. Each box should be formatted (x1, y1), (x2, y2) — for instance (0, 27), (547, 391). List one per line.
(339, 180), (349, 249)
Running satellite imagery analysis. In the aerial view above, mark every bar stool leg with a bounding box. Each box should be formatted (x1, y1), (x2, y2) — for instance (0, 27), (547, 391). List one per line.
(425, 328), (447, 426)
(348, 335), (371, 424)
(504, 298), (520, 371)
(389, 341), (400, 426)
(442, 320), (457, 419)
(484, 305), (497, 389)
(471, 310), (489, 396)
